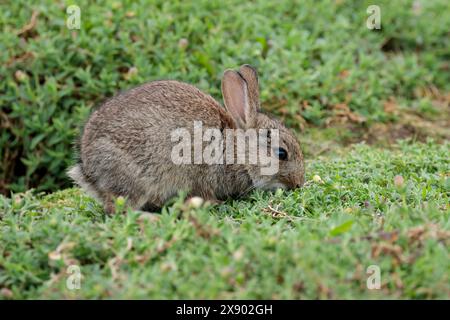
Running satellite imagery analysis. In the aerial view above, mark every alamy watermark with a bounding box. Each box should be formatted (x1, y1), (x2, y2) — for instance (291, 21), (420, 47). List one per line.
(66, 5), (81, 30)
(171, 121), (280, 175)
(366, 5), (381, 30)
(66, 265), (82, 290)
(366, 265), (381, 290)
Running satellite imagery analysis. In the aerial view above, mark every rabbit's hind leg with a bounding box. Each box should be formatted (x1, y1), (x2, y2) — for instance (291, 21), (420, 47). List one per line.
(96, 178), (149, 215)
(99, 188), (148, 215)
(81, 138), (149, 214)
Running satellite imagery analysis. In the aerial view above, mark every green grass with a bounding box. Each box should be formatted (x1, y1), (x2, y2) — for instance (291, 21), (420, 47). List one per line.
(1, 141), (448, 299)
(1, 0), (449, 193)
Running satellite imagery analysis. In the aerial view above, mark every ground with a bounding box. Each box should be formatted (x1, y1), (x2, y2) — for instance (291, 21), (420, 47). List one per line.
(1, 141), (448, 299)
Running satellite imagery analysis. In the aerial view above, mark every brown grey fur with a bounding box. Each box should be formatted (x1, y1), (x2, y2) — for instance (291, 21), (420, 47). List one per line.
(68, 65), (304, 214)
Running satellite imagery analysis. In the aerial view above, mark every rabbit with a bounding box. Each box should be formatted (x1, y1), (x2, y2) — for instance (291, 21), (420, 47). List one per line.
(68, 64), (305, 214)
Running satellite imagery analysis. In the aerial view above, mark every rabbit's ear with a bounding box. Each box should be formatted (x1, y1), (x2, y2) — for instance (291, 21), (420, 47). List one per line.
(221, 70), (257, 128)
(239, 64), (260, 112)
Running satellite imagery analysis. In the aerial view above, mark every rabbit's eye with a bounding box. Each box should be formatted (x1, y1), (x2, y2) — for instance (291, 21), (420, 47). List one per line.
(275, 147), (288, 161)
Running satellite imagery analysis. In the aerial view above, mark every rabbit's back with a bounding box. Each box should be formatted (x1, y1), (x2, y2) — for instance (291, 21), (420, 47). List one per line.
(82, 80), (231, 153)
(76, 81), (237, 211)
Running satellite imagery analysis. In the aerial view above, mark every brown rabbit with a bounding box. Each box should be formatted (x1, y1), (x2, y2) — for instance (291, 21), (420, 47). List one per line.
(68, 65), (304, 214)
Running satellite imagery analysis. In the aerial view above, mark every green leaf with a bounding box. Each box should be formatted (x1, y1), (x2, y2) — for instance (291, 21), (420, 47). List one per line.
(329, 220), (354, 237)
(30, 134), (46, 150)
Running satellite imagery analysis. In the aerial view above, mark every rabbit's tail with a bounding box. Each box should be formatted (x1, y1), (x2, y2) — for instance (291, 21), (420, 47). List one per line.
(67, 164), (101, 200)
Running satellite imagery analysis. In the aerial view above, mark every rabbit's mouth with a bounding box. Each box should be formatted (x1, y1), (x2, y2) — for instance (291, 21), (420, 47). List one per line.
(261, 182), (288, 192)
(251, 178), (287, 193)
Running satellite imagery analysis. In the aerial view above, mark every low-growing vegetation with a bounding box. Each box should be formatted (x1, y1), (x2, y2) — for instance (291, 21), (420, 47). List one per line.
(1, 141), (448, 299)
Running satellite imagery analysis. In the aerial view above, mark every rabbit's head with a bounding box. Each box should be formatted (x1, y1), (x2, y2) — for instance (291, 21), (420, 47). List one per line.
(221, 65), (305, 191)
